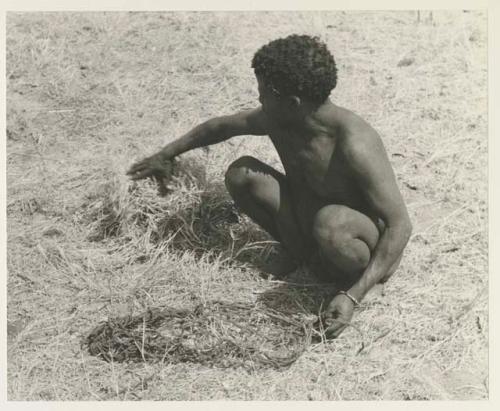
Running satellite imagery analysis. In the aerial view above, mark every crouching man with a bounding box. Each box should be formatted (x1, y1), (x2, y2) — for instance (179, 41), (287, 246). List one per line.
(127, 34), (412, 338)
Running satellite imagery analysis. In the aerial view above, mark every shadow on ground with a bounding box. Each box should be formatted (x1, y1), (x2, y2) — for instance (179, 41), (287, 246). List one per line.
(144, 158), (294, 275)
(86, 158), (346, 328)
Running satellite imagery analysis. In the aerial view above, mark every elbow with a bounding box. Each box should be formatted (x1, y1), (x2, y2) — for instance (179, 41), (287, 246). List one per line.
(199, 117), (227, 145)
(206, 117), (231, 140)
(204, 117), (223, 134)
(386, 215), (412, 245)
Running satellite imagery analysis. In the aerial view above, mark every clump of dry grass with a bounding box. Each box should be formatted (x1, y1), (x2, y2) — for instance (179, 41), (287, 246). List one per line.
(75, 155), (275, 270)
(85, 299), (315, 370)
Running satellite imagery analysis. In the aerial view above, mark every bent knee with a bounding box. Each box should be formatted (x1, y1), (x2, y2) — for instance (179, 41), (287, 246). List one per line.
(224, 156), (259, 192)
(312, 205), (354, 247)
(313, 205), (347, 230)
(312, 205), (380, 251)
(225, 156), (281, 201)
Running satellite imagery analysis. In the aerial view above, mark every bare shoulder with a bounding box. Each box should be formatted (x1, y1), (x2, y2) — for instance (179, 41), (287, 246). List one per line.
(330, 106), (409, 222)
(330, 107), (388, 162)
(325, 105), (398, 189)
(316, 104), (380, 148)
(218, 106), (269, 136)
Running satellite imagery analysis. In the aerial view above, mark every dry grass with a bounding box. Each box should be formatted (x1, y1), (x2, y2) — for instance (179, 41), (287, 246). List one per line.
(84, 299), (315, 369)
(6, 11), (487, 400)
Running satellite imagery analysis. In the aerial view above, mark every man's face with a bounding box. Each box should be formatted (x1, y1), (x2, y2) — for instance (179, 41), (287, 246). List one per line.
(256, 75), (283, 117)
(256, 74), (302, 124)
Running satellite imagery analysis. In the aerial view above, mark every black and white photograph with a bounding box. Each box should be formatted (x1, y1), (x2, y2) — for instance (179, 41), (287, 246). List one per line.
(5, 6), (489, 402)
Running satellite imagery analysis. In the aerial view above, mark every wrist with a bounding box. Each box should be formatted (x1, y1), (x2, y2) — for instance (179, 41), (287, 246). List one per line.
(159, 146), (175, 160)
(347, 284), (366, 303)
(338, 290), (360, 307)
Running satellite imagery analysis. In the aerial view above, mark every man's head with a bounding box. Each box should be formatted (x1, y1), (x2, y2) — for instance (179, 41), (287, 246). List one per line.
(252, 34), (337, 118)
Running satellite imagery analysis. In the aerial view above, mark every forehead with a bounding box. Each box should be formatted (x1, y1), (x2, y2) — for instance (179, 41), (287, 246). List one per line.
(255, 74), (276, 95)
(256, 74), (266, 89)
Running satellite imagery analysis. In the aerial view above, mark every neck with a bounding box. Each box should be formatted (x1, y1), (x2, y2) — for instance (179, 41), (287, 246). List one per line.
(285, 98), (334, 128)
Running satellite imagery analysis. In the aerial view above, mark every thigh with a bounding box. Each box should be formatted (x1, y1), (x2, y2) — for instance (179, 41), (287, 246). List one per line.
(226, 156), (314, 256)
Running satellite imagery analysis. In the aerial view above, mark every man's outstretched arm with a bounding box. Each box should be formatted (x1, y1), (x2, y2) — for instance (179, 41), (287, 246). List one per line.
(127, 107), (268, 181)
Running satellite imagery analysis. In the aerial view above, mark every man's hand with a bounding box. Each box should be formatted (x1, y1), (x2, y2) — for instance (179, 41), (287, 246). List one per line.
(319, 293), (355, 339)
(126, 152), (174, 196)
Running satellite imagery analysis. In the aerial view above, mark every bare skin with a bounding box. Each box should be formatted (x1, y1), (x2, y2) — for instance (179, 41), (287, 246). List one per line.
(128, 75), (412, 338)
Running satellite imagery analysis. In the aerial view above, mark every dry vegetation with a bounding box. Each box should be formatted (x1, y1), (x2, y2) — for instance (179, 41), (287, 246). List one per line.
(6, 11), (487, 400)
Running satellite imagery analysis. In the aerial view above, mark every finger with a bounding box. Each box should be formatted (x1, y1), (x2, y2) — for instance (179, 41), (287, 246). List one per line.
(314, 314), (337, 337)
(329, 324), (348, 339)
(163, 163), (174, 182)
(127, 163), (147, 175)
(154, 175), (169, 196)
(313, 317), (326, 333)
(324, 319), (348, 339)
(161, 173), (173, 188)
(129, 169), (153, 180)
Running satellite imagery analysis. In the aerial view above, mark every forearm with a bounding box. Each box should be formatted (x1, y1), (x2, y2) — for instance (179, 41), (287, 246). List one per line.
(349, 221), (412, 302)
(158, 117), (228, 158)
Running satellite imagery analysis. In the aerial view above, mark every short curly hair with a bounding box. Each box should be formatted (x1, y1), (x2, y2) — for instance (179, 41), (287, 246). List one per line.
(251, 34), (337, 104)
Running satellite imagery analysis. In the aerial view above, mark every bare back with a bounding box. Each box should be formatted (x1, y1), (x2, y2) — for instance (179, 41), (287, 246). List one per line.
(262, 102), (393, 234)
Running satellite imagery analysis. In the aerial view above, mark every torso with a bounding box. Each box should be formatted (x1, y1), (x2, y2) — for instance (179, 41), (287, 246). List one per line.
(266, 104), (378, 234)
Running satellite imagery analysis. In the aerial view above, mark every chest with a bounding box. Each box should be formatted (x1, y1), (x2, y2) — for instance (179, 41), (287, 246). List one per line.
(270, 130), (354, 197)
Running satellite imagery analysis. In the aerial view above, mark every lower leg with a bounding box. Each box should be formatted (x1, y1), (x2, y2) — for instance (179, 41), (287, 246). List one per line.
(228, 186), (305, 272)
(225, 156), (311, 266)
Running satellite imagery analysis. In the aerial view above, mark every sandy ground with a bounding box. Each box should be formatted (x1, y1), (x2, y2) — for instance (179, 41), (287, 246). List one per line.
(6, 11), (487, 400)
